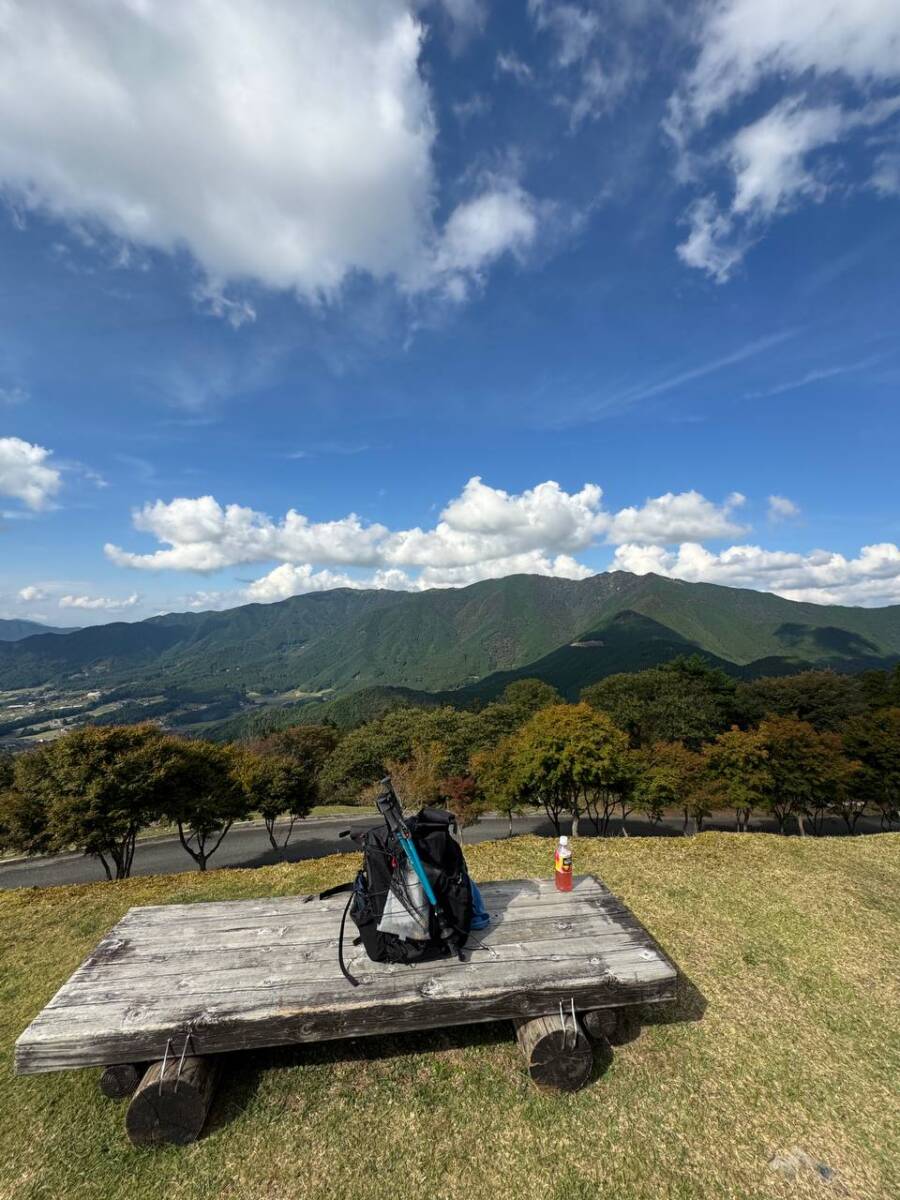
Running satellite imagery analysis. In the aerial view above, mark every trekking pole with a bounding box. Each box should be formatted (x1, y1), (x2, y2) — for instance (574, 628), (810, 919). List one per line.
(376, 777), (459, 948)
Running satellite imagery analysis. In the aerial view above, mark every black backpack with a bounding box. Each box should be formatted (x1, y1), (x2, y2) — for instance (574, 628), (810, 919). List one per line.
(320, 806), (474, 986)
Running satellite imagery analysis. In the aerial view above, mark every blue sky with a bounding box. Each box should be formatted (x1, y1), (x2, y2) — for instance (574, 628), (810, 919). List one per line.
(1, 0), (899, 625)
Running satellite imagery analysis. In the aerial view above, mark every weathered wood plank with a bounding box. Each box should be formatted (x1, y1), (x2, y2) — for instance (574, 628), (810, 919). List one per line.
(42, 932), (665, 1009)
(16, 978), (674, 1074)
(15, 876), (678, 1075)
(48, 913), (652, 992)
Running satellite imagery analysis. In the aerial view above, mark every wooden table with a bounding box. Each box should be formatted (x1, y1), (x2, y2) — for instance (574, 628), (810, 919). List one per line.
(15, 875), (678, 1144)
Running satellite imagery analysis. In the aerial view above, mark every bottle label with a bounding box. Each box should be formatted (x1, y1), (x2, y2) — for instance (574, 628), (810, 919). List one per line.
(555, 850), (572, 873)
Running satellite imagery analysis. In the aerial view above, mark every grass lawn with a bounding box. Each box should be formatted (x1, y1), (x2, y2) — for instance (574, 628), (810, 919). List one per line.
(1, 833), (898, 1200)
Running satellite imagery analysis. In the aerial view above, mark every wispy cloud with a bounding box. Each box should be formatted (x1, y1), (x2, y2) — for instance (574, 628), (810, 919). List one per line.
(559, 329), (800, 425)
(746, 355), (883, 399)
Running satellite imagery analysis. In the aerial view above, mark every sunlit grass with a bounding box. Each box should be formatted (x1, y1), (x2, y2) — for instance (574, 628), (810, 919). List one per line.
(1, 833), (898, 1200)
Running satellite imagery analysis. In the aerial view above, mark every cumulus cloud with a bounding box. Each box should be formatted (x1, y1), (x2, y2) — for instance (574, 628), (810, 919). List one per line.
(768, 495), (800, 522)
(0, 0), (542, 308)
(612, 541), (900, 607)
(670, 1), (900, 278)
(18, 585), (47, 603)
(58, 593), (140, 612)
(0, 437), (62, 510)
(104, 474), (763, 604)
(606, 490), (746, 544)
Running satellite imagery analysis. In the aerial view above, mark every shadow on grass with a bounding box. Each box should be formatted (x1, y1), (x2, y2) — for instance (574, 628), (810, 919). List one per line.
(204, 1020), (513, 1136)
(204, 972), (707, 1136)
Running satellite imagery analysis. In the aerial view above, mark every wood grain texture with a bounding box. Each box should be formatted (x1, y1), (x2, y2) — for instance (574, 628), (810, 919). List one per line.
(15, 875), (677, 1075)
(99, 1062), (142, 1100)
(125, 1056), (218, 1147)
(513, 1013), (593, 1092)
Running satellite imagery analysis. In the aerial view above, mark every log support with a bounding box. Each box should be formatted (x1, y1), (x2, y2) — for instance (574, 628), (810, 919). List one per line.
(582, 1006), (641, 1045)
(99, 1062), (142, 1100)
(125, 1055), (219, 1147)
(513, 1012), (593, 1092)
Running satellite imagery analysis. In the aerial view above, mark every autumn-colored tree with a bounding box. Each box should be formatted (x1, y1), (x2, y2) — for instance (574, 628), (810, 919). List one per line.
(704, 726), (771, 831)
(757, 716), (832, 835)
(510, 703), (629, 836)
(632, 741), (707, 835)
(842, 707), (900, 830)
(817, 735), (865, 835)
(163, 739), (248, 870)
(438, 774), (484, 831)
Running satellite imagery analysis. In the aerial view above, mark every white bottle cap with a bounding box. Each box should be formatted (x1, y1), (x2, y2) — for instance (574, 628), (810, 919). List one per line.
(559, 835), (569, 845)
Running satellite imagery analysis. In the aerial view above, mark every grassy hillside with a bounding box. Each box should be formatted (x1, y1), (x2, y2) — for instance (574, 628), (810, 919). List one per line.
(1, 834), (897, 1200)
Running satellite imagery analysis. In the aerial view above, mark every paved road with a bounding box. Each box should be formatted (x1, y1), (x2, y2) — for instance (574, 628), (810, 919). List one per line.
(0, 810), (884, 890)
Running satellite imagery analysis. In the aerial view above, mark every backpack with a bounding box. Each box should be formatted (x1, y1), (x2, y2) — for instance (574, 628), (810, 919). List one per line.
(320, 806), (475, 986)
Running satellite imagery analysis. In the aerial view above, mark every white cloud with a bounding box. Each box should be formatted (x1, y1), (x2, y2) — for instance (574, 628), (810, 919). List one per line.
(0, 437), (62, 510)
(613, 540), (900, 607)
(767, 495), (800, 522)
(528, 1), (599, 68)
(434, 185), (539, 297)
(18, 585), (47, 603)
(0, 0), (543, 308)
(245, 564), (361, 603)
(872, 151), (900, 197)
(105, 474), (763, 601)
(677, 97), (900, 280)
(673, 0), (900, 132)
(606, 490), (746, 544)
(670, 1), (900, 278)
(496, 51), (534, 83)
(58, 593), (140, 612)
(0, 386), (28, 406)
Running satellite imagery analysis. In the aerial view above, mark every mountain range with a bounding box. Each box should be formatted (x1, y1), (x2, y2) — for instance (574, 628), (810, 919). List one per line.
(1, 572), (899, 737)
(0, 618), (74, 642)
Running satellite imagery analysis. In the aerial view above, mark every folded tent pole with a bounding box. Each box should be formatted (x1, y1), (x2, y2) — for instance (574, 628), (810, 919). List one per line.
(376, 776), (458, 948)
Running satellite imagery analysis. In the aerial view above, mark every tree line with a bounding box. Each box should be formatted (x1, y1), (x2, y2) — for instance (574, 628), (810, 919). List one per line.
(1, 659), (898, 879)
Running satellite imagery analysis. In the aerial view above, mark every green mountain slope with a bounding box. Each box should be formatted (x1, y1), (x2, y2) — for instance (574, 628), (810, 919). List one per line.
(0, 618), (74, 642)
(1, 574), (899, 723)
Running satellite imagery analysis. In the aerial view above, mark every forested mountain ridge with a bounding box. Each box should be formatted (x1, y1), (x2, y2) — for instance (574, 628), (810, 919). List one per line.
(1, 572), (899, 738)
(0, 618), (74, 642)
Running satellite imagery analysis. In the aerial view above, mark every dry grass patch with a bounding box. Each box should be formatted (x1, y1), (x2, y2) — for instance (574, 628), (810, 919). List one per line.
(1, 833), (898, 1200)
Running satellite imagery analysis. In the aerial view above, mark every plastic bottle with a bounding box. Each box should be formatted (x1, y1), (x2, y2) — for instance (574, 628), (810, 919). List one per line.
(554, 835), (573, 892)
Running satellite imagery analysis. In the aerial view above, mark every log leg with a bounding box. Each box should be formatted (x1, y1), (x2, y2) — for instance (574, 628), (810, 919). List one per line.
(125, 1056), (219, 1147)
(582, 1006), (641, 1046)
(513, 1013), (593, 1092)
(100, 1063), (142, 1100)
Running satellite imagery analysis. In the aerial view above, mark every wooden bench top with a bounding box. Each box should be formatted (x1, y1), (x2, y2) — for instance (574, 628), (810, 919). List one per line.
(15, 875), (677, 1075)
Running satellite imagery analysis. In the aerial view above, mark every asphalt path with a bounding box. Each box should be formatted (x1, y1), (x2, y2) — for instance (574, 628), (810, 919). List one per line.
(0, 811), (883, 890)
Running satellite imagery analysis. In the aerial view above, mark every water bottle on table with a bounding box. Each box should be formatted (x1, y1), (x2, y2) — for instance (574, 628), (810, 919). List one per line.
(554, 835), (573, 892)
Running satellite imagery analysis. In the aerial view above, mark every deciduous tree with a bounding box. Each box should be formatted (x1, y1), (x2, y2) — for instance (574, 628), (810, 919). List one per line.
(511, 703), (629, 837)
(704, 727), (771, 831)
(843, 707), (900, 830)
(164, 739), (248, 871)
(5, 724), (172, 879)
